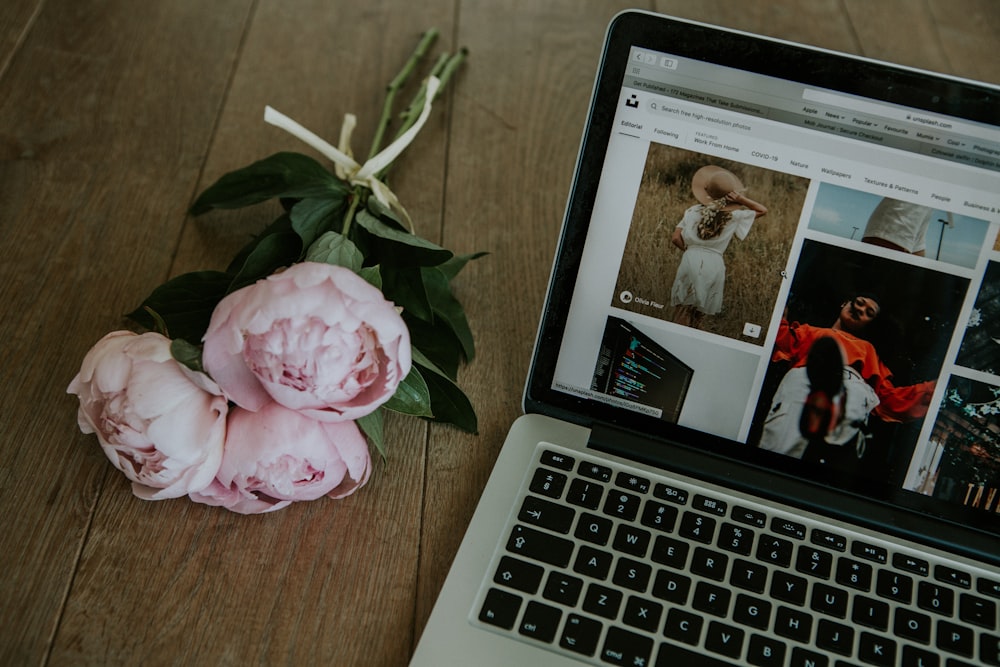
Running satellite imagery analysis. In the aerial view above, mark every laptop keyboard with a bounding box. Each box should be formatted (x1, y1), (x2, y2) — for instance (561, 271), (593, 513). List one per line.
(471, 443), (1000, 666)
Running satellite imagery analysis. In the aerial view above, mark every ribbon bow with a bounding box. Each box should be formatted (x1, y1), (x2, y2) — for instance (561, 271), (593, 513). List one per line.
(263, 76), (442, 230)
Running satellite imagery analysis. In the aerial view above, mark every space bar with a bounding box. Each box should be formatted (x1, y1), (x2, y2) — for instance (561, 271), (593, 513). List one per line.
(655, 643), (730, 667)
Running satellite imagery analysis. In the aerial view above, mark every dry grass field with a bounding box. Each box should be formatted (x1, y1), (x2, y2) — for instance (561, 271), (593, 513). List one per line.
(613, 144), (810, 343)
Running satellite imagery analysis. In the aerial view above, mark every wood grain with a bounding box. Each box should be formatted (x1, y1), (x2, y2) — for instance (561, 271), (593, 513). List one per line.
(0, 1), (996, 665)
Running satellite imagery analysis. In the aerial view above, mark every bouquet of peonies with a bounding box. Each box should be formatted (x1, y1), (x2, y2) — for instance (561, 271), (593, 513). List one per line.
(67, 30), (478, 514)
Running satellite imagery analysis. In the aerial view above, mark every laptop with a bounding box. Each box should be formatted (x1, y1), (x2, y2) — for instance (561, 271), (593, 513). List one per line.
(411, 10), (1000, 666)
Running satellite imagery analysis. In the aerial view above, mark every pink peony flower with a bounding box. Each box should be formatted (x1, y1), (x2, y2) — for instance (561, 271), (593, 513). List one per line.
(202, 262), (411, 422)
(189, 401), (371, 514)
(67, 331), (227, 500)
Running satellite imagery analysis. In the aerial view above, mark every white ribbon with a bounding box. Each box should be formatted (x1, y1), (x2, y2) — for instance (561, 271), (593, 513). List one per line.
(263, 76), (442, 228)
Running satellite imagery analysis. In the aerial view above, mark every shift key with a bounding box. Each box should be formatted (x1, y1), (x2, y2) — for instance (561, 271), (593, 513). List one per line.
(507, 524), (574, 567)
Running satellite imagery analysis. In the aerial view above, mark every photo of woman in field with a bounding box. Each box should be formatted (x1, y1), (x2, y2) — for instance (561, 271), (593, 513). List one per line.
(613, 145), (808, 343)
(670, 165), (769, 328)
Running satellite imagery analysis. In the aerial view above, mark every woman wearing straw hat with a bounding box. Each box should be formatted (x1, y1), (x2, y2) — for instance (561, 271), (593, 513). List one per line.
(670, 165), (768, 329)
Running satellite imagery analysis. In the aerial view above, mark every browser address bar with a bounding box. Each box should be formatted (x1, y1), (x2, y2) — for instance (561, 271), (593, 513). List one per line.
(802, 88), (993, 142)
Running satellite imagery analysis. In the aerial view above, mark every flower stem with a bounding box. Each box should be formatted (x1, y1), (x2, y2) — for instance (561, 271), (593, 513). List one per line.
(367, 28), (439, 161)
(342, 186), (363, 235)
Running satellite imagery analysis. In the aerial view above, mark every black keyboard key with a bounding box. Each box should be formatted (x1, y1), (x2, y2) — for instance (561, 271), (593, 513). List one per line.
(790, 647), (830, 667)
(542, 571), (583, 606)
(816, 619), (854, 656)
(851, 541), (888, 564)
(835, 558), (873, 591)
(733, 505), (767, 528)
(851, 596), (889, 631)
(812, 528), (848, 551)
(733, 594), (772, 630)
(690, 547), (729, 581)
(573, 545), (613, 580)
(612, 523), (651, 557)
(747, 634), (786, 666)
(528, 468), (567, 498)
(876, 569), (913, 603)
(560, 613), (601, 657)
(579, 460), (612, 482)
(663, 608), (704, 646)
(652, 569), (691, 604)
(981, 633), (1000, 666)
(604, 489), (641, 521)
(772, 516), (806, 540)
(693, 493), (728, 516)
(901, 645), (939, 667)
(623, 595), (663, 633)
(493, 556), (544, 594)
(613, 557), (652, 592)
(565, 477), (604, 510)
(518, 600), (561, 643)
(641, 500), (678, 532)
(680, 511), (716, 543)
(651, 535), (689, 569)
(775, 606), (812, 643)
(757, 534), (794, 567)
(575, 512), (613, 546)
(705, 621), (745, 659)
(895, 552), (930, 576)
(980, 577), (1000, 600)
(732, 559), (768, 594)
(936, 565), (972, 589)
(718, 522), (755, 556)
(615, 471), (650, 493)
(540, 450), (575, 470)
(895, 607), (932, 644)
(858, 631), (896, 666)
(653, 482), (689, 505)
(506, 524), (573, 567)
(959, 592), (997, 629)
(937, 620), (975, 658)
(479, 587), (522, 630)
(771, 571), (808, 606)
(796, 545), (833, 579)
(517, 495), (575, 533)
(811, 583), (849, 618)
(583, 583), (623, 619)
(655, 642), (731, 667)
(601, 626), (653, 666)
(918, 581), (955, 616)
(693, 581), (731, 617)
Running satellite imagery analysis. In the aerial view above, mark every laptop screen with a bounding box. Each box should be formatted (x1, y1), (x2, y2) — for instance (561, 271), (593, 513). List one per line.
(526, 13), (1000, 548)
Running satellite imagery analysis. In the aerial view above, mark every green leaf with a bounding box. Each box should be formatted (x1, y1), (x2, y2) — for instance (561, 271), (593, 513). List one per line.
(421, 265), (475, 361)
(170, 338), (205, 374)
(412, 349), (478, 433)
(383, 366), (433, 417)
(290, 197), (344, 248)
(358, 265), (382, 289)
(190, 152), (347, 215)
(436, 251), (488, 280)
(227, 229), (302, 292)
(356, 408), (386, 460)
(305, 231), (364, 271)
(126, 271), (232, 344)
(354, 209), (452, 267)
(404, 313), (462, 380)
(382, 267), (432, 322)
(224, 215), (295, 275)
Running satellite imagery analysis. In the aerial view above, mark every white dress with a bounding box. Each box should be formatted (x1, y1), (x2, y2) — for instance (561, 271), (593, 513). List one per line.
(670, 206), (756, 314)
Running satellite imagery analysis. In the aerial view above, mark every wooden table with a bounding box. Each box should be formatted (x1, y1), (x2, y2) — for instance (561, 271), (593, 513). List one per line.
(3, 1), (998, 664)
